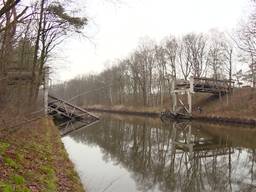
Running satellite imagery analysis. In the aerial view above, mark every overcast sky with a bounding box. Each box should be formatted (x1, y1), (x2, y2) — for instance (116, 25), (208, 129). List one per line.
(53, 0), (251, 82)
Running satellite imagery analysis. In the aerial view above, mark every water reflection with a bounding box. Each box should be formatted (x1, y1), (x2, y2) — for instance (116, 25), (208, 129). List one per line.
(63, 114), (256, 192)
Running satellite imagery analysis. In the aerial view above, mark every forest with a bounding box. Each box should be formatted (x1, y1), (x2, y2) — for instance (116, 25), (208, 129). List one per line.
(51, 6), (256, 109)
(0, 0), (87, 112)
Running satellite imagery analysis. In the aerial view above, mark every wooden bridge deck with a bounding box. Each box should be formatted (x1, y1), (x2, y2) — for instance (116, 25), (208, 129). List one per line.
(48, 95), (99, 135)
(175, 77), (234, 94)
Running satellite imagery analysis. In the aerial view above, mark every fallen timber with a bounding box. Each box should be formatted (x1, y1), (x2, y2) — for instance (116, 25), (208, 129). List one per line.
(48, 95), (99, 136)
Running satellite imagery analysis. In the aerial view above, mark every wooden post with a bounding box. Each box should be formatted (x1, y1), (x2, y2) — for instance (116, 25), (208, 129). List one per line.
(44, 67), (49, 116)
(190, 77), (194, 93)
(172, 93), (177, 112)
(171, 79), (177, 112)
(188, 77), (194, 115)
(188, 91), (192, 114)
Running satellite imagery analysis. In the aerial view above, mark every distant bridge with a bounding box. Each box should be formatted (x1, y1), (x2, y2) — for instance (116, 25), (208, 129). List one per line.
(174, 77), (234, 95)
(168, 77), (234, 117)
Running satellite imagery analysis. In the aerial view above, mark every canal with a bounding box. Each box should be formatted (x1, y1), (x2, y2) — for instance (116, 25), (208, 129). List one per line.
(62, 113), (256, 192)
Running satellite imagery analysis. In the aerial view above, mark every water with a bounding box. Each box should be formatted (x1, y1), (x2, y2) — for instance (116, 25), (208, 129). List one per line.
(62, 113), (256, 192)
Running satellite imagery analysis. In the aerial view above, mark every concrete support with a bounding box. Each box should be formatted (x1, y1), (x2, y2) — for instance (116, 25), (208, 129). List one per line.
(171, 79), (177, 112)
(187, 91), (192, 114)
(188, 77), (195, 115)
(171, 77), (194, 115)
(190, 77), (194, 93)
(172, 93), (177, 112)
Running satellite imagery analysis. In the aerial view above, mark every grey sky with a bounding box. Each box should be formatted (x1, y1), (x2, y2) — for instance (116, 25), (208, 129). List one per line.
(53, 0), (250, 82)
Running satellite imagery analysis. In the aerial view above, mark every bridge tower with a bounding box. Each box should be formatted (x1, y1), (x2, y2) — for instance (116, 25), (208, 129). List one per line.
(171, 77), (194, 115)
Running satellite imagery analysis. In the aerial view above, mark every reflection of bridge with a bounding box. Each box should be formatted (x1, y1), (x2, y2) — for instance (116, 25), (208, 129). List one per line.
(48, 95), (99, 135)
(175, 141), (234, 158)
(172, 122), (234, 158)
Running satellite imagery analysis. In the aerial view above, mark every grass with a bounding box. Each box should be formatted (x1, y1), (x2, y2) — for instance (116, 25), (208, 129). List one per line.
(0, 142), (10, 155)
(88, 87), (256, 120)
(3, 157), (19, 169)
(195, 88), (256, 119)
(0, 117), (85, 192)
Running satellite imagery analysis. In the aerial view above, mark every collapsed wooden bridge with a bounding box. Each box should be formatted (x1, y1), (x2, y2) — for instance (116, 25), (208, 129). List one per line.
(48, 95), (99, 136)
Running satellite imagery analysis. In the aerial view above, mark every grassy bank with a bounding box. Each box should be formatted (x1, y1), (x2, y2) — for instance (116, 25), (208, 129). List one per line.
(194, 88), (256, 119)
(85, 106), (160, 117)
(86, 88), (256, 122)
(0, 118), (84, 192)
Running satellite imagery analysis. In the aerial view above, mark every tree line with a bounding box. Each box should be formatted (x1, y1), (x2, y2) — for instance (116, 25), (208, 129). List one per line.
(1, 1), (256, 111)
(51, 26), (255, 107)
(0, 0), (87, 111)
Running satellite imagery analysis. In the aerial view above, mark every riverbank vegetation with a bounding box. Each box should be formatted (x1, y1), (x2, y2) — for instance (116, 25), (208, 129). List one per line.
(0, 0), (87, 112)
(0, 1), (87, 190)
(0, 116), (84, 192)
(85, 87), (256, 120)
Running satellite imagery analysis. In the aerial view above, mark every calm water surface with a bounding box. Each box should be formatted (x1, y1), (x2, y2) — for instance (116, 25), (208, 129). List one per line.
(62, 113), (256, 192)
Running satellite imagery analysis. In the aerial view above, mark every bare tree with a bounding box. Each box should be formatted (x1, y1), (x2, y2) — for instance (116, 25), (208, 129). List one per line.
(0, 0), (28, 105)
(177, 37), (192, 80)
(207, 32), (228, 80)
(184, 33), (208, 78)
(236, 4), (256, 88)
(165, 36), (178, 79)
(223, 44), (233, 87)
(154, 45), (168, 107)
(29, 0), (87, 103)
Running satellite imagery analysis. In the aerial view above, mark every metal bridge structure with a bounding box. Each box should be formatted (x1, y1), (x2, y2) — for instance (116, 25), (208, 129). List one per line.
(171, 77), (234, 116)
(48, 95), (99, 136)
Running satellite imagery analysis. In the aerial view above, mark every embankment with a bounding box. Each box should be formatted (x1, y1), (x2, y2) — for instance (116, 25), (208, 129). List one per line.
(86, 107), (256, 126)
(85, 107), (159, 117)
(85, 88), (256, 125)
(0, 118), (85, 192)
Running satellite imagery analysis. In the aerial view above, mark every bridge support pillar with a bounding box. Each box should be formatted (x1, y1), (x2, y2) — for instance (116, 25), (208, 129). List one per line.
(188, 77), (194, 114)
(172, 92), (177, 112)
(171, 77), (194, 115)
(187, 91), (192, 114)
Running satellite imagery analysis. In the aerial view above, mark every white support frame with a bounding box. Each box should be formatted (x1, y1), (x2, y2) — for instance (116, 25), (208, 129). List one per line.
(171, 77), (194, 115)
